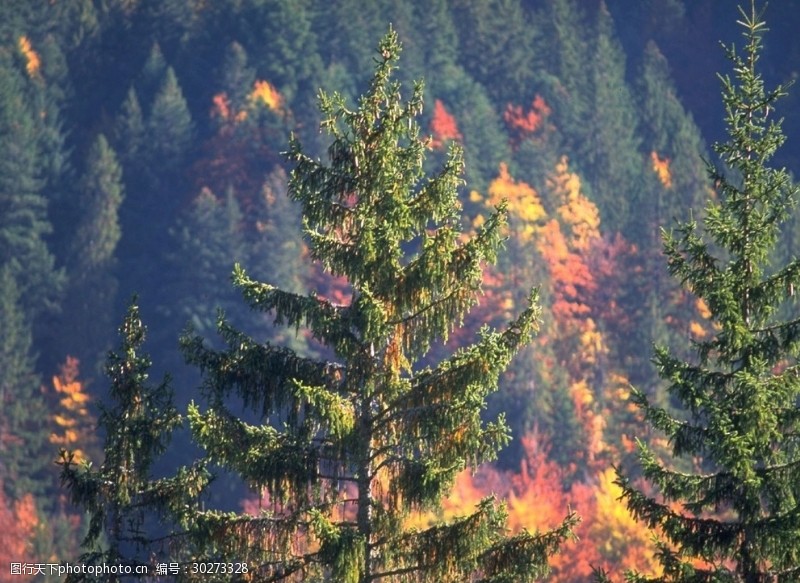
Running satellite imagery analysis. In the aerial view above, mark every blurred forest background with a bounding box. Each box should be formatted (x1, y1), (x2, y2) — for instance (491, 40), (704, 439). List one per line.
(2, 0), (800, 579)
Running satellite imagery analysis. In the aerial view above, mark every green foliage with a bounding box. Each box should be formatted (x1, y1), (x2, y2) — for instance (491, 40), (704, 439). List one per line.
(450, 0), (538, 106)
(410, 0), (458, 76)
(59, 301), (209, 581)
(165, 187), (246, 336)
(432, 63), (510, 193)
(580, 2), (644, 234)
(147, 66), (195, 171)
(637, 40), (708, 230)
(72, 134), (124, 275)
(218, 41), (256, 113)
(616, 4), (800, 581)
(537, 0), (592, 150)
(57, 133), (125, 373)
(139, 42), (168, 107)
(181, 30), (575, 582)
(0, 266), (49, 500)
(0, 52), (64, 321)
(113, 87), (145, 167)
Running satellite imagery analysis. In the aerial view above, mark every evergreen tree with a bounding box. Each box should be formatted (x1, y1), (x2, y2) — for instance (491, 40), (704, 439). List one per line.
(450, 0), (537, 107)
(314, 0), (385, 90)
(147, 66), (194, 176)
(241, 0), (321, 101)
(59, 134), (125, 373)
(138, 42), (168, 108)
(164, 187), (246, 338)
(433, 63), (510, 193)
(239, 0), (322, 146)
(59, 302), (209, 581)
(0, 266), (49, 501)
(244, 167), (307, 298)
(218, 41), (257, 113)
(72, 134), (124, 275)
(113, 87), (145, 168)
(537, 0), (592, 152)
(614, 4), (800, 581)
(637, 40), (708, 232)
(182, 30), (575, 582)
(0, 53), (63, 321)
(117, 64), (194, 331)
(410, 0), (458, 77)
(623, 40), (712, 390)
(580, 1), (643, 235)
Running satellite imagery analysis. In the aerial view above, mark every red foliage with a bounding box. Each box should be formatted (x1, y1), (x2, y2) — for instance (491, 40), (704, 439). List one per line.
(427, 435), (661, 582)
(191, 126), (282, 214)
(538, 219), (596, 322)
(504, 95), (552, 148)
(429, 99), (462, 149)
(586, 234), (639, 334)
(0, 484), (38, 577)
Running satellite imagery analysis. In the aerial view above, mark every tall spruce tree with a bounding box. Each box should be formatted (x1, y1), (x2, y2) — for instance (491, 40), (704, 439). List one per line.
(614, 3), (800, 581)
(182, 30), (575, 583)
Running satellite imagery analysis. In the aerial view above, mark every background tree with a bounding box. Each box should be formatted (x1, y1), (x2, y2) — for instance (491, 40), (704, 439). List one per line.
(580, 1), (644, 235)
(163, 187), (246, 339)
(182, 30), (576, 583)
(57, 133), (125, 375)
(0, 266), (50, 501)
(0, 51), (63, 323)
(614, 4), (800, 580)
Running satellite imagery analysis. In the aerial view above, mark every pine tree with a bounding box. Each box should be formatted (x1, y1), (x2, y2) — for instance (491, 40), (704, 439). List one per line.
(637, 40), (708, 233)
(59, 133), (125, 372)
(432, 63), (510, 193)
(182, 30), (576, 583)
(117, 63), (194, 331)
(113, 87), (145, 169)
(537, 0), (592, 156)
(580, 1), (643, 235)
(218, 41), (257, 113)
(625, 40), (712, 392)
(138, 42), (167, 108)
(0, 52), (63, 321)
(449, 0), (537, 107)
(147, 66), (194, 175)
(72, 134), (124, 276)
(614, 4), (800, 581)
(165, 186), (246, 337)
(59, 301), (208, 581)
(243, 167), (307, 301)
(0, 266), (49, 501)
(410, 0), (459, 77)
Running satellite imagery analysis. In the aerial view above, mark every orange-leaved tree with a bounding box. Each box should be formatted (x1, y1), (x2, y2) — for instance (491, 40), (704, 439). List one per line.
(48, 357), (98, 465)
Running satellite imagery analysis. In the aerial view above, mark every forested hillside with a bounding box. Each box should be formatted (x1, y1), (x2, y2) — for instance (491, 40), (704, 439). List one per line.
(2, 0), (800, 580)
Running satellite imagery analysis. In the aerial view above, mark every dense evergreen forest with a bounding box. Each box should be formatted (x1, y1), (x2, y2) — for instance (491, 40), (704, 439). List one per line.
(2, 0), (800, 580)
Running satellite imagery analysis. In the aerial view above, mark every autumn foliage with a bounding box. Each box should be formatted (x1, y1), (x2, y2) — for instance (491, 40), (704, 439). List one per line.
(250, 79), (284, 112)
(415, 435), (660, 582)
(504, 95), (552, 148)
(0, 484), (38, 579)
(650, 150), (672, 188)
(429, 98), (462, 149)
(48, 357), (96, 465)
(18, 36), (40, 78)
